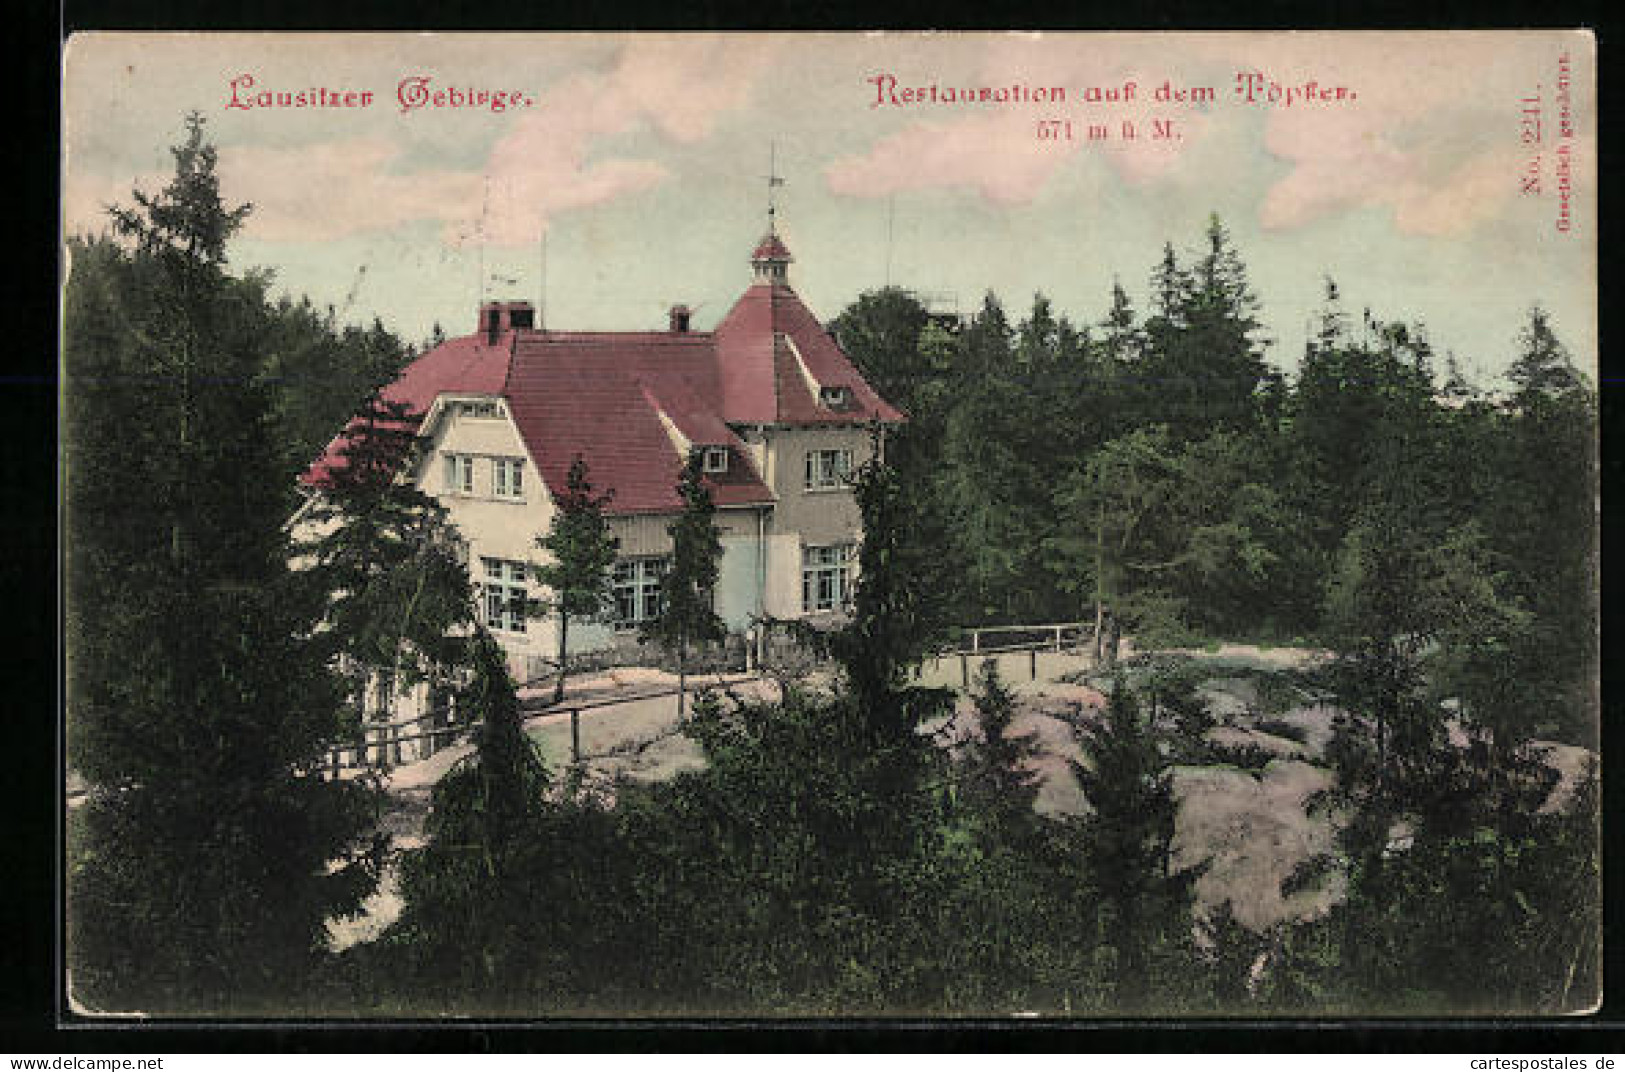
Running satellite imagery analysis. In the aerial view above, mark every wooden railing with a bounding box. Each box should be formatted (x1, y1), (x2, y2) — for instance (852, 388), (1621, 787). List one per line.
(325, 672), (767, 775)
(929, 621), (1097, 687)
(327, 620), (1098, 773)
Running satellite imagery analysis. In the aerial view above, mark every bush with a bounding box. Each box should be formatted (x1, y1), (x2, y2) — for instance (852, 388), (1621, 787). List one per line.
(1203, 741), (1277, 773)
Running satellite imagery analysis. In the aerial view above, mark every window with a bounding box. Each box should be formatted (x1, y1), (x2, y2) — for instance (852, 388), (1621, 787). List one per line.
(455, 399), (503, 419)
(444, 453), (475, 494)
(802, 543), (855, 613)
(819, 384), (853, 410)
(611, 557), (668, 630)
(804, 448), (853, 491)
(482, 558), (528, 633)
(493, 457), (524, 500)
(702, 446), (730, 474)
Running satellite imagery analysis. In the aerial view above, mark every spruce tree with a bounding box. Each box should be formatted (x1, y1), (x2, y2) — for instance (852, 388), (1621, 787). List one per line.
(295, 393), (477, 745)
(66, 115), (382, 1013)
(387, 631), (556, 999)
(961, 659), (1042, 845)
(1067, 679), (1197, 1008)
(532, 454), (618, 704)
(939, 293), (1049, 621)
(261, 302), (412, 490)
(644, 450), (725, 720)
(1491, 307), (1597, 743)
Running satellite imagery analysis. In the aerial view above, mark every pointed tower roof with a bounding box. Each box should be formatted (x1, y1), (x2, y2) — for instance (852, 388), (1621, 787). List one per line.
(751, 232), (794, 264)
(714, 230), (903, 426)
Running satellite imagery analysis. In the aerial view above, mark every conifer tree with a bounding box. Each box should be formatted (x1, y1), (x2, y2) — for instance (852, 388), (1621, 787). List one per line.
(261, 304), (412, 489)
(644, 450), (726, 720)
(1491, 307), (1597, 743)
(1137, 217), (1268, 439)
(532, 455), (618, 704)
(939, 293), (1051, 621)
(1507, 305), (1585, 400)
(66, 114), (382, 1013)
(295, 393), (477, 741)
(961, 659), (1042, 845)
(1068, 679), (1197, 1009)
(388, 631), (556, 996)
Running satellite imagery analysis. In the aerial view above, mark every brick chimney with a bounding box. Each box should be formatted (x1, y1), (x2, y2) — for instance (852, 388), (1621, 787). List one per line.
(478, 300), (536, 344)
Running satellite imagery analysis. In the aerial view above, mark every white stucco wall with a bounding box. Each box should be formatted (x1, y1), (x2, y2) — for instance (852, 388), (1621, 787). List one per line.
(403, 407), (878, 666)
(415, 399), (559, 668)
(757, 425), (874, 622)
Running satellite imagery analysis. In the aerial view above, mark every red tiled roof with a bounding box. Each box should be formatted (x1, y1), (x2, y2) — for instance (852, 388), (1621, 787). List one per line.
(299, 333), (514, 487)
(505, 332), (776, 514)
(751, 233), (793, 262)
(641, 380), (736, 448)
(713, 283), (905, 427)
(300, 277), (901, 516)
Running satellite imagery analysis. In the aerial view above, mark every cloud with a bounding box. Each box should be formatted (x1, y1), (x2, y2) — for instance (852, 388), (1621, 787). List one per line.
(1255, 107), (1533, 237)
(822, 32), (1591, 239)
(62, 168), (168, 238)
(64, 36), (775, 248)
(823, 41), (1212, 206)
(1223, 32), (1590, 236)
(826, 113), (1069, 204)
(612, 36), (776, 144)
(477, 37), (775, 244)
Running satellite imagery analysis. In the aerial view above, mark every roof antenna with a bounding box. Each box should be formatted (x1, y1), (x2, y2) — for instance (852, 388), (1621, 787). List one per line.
(538, 228), (548, 331)
(764, 142), (785, 234)
(884, 193), (895, 287)
(477, 173), (490, 302)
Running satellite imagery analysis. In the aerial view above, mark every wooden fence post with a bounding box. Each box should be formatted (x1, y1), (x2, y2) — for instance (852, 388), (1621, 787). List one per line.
(960, 652), (969, 688)
(571, 708), (581, 764)
(1030, 647), (1037, 681)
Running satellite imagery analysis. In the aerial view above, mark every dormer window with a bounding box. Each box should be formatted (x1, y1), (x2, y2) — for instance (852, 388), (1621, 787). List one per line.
(820, 384), (854, 410)
(701, 446), (730, 474)
(455, 399), (504, 419)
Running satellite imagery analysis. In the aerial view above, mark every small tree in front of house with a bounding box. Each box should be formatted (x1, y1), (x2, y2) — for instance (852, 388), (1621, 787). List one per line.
(296, 393), (478, 745)
(644, 450), (726, 720)
(532, 454), (618, 705)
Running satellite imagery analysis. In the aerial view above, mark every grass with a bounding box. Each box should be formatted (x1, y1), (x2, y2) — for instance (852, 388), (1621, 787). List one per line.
(526, 727), (567, 768)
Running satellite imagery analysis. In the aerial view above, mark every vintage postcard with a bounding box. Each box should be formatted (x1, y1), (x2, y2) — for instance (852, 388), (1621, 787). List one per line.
(61, 31), (1599, 1021)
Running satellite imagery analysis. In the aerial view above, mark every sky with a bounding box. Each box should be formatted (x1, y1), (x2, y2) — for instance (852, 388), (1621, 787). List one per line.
(62, 31), (1597, 388)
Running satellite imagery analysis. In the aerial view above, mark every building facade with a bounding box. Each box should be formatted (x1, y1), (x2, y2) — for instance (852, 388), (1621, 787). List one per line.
(300, 229), (903, 690)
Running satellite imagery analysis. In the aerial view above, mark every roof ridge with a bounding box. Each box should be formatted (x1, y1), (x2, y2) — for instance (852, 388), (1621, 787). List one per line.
(519, 329), (715, 339)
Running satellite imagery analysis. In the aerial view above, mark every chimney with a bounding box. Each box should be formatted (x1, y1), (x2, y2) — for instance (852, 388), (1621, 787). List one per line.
(478, 300), (536, 344)
(668, 304), (692, 333)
